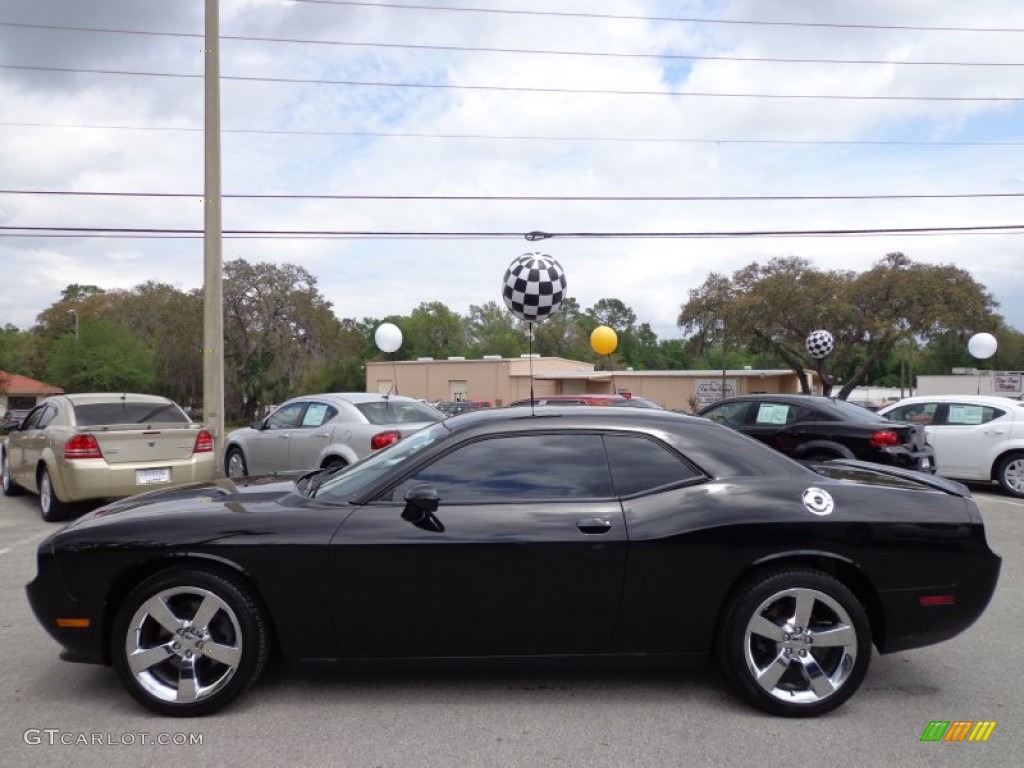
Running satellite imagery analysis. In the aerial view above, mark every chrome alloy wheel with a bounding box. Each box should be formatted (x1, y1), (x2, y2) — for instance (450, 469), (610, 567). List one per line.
(125, 587), (243, 704)
(743, 587), (858, 705)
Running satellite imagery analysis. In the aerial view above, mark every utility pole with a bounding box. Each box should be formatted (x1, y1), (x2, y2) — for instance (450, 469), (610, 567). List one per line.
(203, 0), (225, 459)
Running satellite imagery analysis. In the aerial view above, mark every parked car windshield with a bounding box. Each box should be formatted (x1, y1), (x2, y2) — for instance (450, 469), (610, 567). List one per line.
(356, 400), (441, 425)
(73, 401), (189, 426)
(313, 421), (449, 501)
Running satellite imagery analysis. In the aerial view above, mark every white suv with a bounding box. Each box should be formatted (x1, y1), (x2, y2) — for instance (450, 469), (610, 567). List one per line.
(879, 394), (1024, 497)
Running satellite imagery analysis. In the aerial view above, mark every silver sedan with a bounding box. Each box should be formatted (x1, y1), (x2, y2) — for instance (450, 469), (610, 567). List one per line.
(224, 393), (443, 477)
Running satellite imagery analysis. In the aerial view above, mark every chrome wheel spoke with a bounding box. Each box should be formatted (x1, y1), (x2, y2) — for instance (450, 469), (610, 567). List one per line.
(749, 615), (786, 642)
(800, 654), (837, 698)
(177, 655), (200, 703)
(143, 595), (184, 635)
(203, 641), (241, 668)
(191, 594), (222, 633)
(127, 642), (175, 674)
(791, 590), (816, 630)
(812, 624), (855, 648)
(755, 651), (792, 692)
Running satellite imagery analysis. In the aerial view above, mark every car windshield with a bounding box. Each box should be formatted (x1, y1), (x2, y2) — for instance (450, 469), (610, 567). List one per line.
(356, 400), (441, 425)
(313, 421), (449, 501)
(73, 401), (189, 426)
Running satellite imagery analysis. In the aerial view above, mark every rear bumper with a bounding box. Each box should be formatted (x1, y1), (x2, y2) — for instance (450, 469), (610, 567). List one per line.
(877, 548), (1001, 653)
(54, 454), (216, 502)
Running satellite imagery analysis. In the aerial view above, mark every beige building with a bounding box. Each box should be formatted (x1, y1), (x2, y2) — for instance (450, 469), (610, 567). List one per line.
(365, 356), (818, 412)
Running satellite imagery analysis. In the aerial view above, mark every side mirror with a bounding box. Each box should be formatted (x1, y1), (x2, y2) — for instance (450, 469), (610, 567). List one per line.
(250, 420), (264, 430)
(401, 485), (444, 532)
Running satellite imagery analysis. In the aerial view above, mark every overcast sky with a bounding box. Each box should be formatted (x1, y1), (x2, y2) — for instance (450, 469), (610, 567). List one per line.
(2, 0), (1022, 341)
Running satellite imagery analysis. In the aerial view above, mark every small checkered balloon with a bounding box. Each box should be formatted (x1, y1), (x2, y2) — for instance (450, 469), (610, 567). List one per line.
(805, 329), (835, 359)
(501, 252), (567, 323)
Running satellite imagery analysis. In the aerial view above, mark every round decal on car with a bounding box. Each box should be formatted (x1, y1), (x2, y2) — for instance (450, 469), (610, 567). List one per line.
(802, 487), (835, 516)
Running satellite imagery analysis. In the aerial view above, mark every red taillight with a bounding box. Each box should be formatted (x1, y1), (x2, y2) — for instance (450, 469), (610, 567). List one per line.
(869, 429), (901, 448)
(371, 430), (401, 451)
(64, 434), (103, 460)
(919, 595), (956, 606)
(193, 429), (214, 454)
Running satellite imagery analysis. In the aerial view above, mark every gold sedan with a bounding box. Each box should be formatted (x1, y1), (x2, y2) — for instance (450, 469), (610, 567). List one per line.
(1, 393), (215, 521)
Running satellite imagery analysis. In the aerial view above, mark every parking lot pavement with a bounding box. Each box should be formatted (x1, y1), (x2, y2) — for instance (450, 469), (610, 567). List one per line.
(1, 489), (1022, 768)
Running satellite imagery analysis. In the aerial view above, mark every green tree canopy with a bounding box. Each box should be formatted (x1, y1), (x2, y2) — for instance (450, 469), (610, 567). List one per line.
(45, 319), (153, 392)
(678, 252), (999, 397)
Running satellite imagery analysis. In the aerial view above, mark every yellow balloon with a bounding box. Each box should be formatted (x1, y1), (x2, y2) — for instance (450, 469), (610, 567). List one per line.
(591, 325), (618, 356)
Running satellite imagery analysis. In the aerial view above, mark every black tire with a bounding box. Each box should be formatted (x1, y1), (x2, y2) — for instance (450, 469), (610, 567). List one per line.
(225, 447), (248, 478)
(321, 456), (348, 470)
(717, 567), (872, 717)
(1, 449), (24, 496)
(38, 466), (72, 522)
(111, 566), (271, 717)
(995, 452), (1024, 499)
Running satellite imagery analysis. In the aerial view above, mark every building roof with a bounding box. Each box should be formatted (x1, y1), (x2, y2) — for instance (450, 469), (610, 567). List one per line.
(0, 371), (64, 396)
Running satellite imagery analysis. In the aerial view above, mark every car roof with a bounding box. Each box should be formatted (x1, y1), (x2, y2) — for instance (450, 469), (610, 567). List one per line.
(881, 394), (1024, 408)
(54, 393), (175, 405)
(287, 392), (424, 405)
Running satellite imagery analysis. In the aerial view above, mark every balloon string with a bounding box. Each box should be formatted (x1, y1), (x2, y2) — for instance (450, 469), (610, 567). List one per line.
(529, 322), (535, 416)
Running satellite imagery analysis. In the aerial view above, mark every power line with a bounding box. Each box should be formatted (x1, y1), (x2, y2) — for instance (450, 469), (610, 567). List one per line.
(3, 120), (1022, 147)
(2, 224), (1022, 239)
(3, 189), (1024, 202)
(288, 0), (1024, 34)
(3, 63), (1022, 101)
(3, 21), (1022, 67)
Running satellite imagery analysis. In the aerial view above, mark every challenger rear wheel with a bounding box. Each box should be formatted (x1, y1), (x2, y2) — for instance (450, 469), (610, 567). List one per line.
(111, 567), (270, 717)
(718, 568), (871, 717)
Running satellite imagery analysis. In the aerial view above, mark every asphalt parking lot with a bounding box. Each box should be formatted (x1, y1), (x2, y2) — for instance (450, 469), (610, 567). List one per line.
(1, 486), (1021, 768)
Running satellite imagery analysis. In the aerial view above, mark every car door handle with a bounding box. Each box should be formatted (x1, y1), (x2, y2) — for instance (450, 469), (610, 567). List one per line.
(277, 434), (290, 439)
(576, 518), (612, 534)
(313, 432), (329, 438)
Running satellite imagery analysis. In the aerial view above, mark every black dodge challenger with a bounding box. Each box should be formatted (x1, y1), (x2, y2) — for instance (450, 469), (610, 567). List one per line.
(26, 407), (1001, 718)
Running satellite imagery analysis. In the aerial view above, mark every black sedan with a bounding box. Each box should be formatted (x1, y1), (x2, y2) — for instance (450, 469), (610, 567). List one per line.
(26, 407), (999, 718)
(696, 394), (936, 472)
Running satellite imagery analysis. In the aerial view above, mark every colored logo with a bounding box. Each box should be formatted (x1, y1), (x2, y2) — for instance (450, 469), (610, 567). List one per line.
(920, 721), (997, 742)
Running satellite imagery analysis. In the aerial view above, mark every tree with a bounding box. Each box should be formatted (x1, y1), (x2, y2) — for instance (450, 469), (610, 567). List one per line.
(400, 302), (469, 359)
(223, 259), (342, 419)
(45, 319), (153, 392)
(678, 253), (998, 398)
(465, 301), (527, 358)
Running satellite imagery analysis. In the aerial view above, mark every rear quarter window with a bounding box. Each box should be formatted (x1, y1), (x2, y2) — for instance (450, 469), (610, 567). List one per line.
(604, 434), (703, 496)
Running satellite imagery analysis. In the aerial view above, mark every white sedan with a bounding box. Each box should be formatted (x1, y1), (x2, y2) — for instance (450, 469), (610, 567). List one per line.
(224, 392), (443, 477)
(878, 394), (1024, 497)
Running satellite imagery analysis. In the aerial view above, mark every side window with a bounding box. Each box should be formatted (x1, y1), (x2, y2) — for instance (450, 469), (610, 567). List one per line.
(301, 403), (337, 427)
(885, 403), (938, 425)
(389, 434), (614, 502)
(20, 405), (47, 430)
(36, 405), (58, 429)
(946, 404), (1004, 426)
(266, 402), (305, 430)
(754, 403), (809, 426)
(703, 402), (749, 426)
(604, 434), (703, 497)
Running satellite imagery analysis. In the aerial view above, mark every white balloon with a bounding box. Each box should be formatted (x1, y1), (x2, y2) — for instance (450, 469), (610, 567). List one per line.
(375, 323), (403, 353)
(967, 332), (997, 360)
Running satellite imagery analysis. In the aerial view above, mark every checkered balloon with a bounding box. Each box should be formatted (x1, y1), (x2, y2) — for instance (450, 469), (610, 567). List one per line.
(805, 329), (835, 359)
(501, 252), (567, 323)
